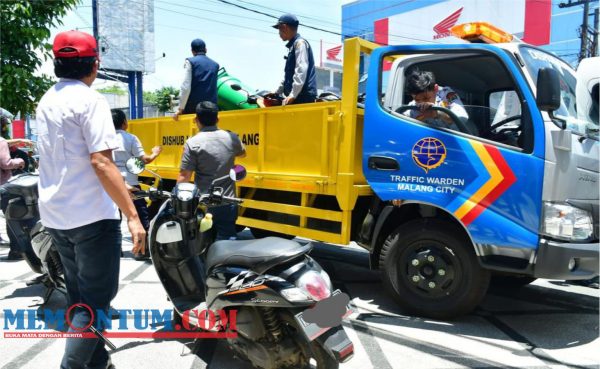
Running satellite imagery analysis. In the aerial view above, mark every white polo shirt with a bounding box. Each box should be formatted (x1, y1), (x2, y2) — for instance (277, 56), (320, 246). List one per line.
(36, 78), (120, 230)
(113, 130), (145, 186)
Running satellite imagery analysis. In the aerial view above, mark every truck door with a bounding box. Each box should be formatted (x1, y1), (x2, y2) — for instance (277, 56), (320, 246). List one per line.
(363, 44), (546, 254)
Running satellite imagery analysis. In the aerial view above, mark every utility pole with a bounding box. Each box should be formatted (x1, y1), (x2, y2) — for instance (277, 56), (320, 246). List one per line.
(559, 0), (599, 61)
(581, 0), (590, 61)
(593, 8), (599, 56)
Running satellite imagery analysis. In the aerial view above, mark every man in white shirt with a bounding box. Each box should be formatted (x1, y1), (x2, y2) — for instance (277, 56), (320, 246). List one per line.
(272, 14), (317, 105)
(111, 108), (161, 259)
(404, 70), (469, 131)
(36, 30), (145, 369)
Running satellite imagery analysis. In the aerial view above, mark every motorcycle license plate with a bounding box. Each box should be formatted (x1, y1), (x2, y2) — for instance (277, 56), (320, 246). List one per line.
(294, 290), (354, 341)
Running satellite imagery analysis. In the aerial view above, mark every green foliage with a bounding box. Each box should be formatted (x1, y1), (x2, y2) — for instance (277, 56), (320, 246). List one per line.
(0, 0), (80, 115)
(155, 86), (179, 113)
(143, 90), (158, 106)
(97, 85), (127, 95)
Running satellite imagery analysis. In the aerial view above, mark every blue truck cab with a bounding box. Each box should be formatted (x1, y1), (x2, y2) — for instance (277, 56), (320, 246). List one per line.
(361, 24), (599, 318)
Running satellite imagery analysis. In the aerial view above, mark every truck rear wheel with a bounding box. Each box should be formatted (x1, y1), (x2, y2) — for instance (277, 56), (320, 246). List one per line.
(379, 218), (490, 319)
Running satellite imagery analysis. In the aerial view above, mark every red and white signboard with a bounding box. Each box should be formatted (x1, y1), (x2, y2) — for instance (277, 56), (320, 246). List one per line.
(376, 0), (551, 46)
(323, 43), (344, 70)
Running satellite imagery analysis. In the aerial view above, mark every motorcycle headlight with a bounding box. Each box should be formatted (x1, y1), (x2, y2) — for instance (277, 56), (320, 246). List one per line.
(172, 183), (199, 219)
(542, 202), (594, 241)
(175, 183), (196, 201)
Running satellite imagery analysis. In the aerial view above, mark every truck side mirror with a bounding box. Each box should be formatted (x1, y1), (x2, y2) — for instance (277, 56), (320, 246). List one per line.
(536, 68), (561, 112)
(536, 68), (566, 129)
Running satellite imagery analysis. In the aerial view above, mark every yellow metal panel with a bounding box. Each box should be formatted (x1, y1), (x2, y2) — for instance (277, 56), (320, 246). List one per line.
(241, 199), (344, 222)
(237, 217), (344, 244)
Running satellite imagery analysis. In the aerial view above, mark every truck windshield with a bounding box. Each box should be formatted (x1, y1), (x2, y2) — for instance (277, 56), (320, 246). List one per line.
(520, 46), (598, 138)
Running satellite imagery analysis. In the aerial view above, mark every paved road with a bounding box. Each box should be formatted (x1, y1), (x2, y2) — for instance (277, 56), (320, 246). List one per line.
(0, 220), (598, 369)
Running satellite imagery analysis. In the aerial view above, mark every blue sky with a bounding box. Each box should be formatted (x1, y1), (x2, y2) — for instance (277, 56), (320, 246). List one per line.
(43, 0), (353, 92)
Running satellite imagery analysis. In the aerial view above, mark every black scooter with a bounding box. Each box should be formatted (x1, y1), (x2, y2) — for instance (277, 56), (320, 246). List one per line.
(126, 158), (354, 369)
(0, 173), (65, 304)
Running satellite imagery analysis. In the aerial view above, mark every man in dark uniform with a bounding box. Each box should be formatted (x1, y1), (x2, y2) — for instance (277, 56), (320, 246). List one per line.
(177, 101), (246, 240)
(272, 14), (317, 105)
(174, 38), (219, 120)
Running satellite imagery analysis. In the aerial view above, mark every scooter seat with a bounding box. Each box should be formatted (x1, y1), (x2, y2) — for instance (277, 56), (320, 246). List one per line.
(206, 237), (312, 275)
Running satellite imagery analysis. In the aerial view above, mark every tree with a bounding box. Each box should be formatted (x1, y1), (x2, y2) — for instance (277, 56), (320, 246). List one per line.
(155, 87), (179, 113)
(96, 85), (127, 95)
(143, 91), (158, 106)
(0, 0), (80, 116)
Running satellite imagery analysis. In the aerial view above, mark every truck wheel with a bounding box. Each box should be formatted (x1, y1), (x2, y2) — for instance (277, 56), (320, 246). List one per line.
(379, 218), (490, 319)
(250, 227), (295, 240)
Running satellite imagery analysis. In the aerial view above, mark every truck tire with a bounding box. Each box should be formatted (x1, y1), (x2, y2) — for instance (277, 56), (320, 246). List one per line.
(379, 218), (490, 319)
(250, 227), (295, 240)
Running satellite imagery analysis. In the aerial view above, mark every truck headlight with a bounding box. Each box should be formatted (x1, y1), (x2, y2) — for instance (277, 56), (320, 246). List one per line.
(542, 202), (594, 241)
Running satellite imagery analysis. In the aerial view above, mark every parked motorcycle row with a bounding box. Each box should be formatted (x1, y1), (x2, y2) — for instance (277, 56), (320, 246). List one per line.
(0, 158), (356, 369)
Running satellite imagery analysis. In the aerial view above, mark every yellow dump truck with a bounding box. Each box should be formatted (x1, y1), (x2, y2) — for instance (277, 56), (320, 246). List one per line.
(130, 37), (376, 247)
(130, 28), (599, 319)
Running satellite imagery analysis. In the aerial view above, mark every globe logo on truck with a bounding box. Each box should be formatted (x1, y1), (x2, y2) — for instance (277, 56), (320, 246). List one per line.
(412, 138), (447, 173)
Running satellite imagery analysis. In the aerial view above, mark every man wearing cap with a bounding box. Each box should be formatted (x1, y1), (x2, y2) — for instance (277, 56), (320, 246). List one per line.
(36, 30), (146, 369)
(272, 14), (317, 105)
(174, 38), (220, 121)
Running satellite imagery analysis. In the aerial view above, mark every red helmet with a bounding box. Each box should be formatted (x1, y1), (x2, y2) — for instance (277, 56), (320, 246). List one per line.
(261, 93), (283, 107)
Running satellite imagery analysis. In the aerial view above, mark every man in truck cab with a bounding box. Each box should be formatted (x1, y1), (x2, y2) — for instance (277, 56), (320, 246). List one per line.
(271, 13), (317, 105)
(404, 70), (469, 131)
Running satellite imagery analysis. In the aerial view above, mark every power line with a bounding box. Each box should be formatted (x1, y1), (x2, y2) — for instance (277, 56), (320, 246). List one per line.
(233, 0), (342, 28)
(154, 0), (274, 24)
(216, 0), (444, 45)
(155, 6), (278, 35)
(215, 0), (342, 36)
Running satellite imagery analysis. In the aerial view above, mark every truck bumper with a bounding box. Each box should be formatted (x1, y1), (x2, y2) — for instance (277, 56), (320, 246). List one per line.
(533, 238), (599, 280)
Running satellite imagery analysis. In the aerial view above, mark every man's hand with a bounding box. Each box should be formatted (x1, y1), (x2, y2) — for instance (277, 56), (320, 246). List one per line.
(128, 217), (147, 255)
(415, 102), (438, 120)
(151, 146), (162, 156)
(173, 109), (183, 121)
(283, 96), (295, 106)
(125, 183), (137, 200)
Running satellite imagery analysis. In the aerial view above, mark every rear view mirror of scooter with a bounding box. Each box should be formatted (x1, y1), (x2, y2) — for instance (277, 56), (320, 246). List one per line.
(126, 157), (145, 175)
(125, 157), (164, 191)
(230, 164), (246, 182)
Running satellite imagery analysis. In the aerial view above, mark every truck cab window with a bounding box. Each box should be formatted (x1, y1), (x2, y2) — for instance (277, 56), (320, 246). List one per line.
(382, 52), (531, 151)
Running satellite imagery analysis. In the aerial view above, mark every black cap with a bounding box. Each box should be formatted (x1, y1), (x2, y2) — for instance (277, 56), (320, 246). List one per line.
(272, 13), (299, 28)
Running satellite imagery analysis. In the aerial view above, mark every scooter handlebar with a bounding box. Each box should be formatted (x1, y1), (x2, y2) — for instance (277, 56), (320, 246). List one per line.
(199, 193), (244, 205)
(131, 189), (171, 201)
(221, 195), (244, 204)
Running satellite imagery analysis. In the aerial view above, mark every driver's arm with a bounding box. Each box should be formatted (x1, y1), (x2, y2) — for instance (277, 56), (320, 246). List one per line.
(434, 99), (469, 128)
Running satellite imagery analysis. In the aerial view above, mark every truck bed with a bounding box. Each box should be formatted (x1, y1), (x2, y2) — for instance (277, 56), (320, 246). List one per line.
(129, 38), (381, 244)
